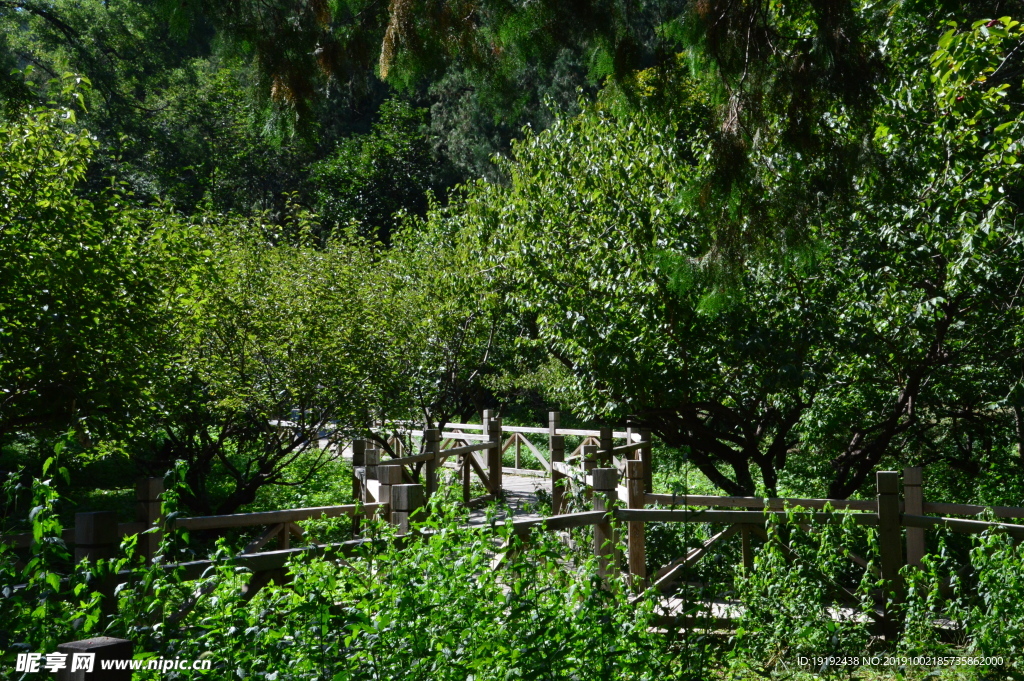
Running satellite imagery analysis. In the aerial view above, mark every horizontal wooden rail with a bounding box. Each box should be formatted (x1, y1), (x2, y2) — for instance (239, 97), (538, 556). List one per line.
(921, 501), (1024, 520)
(643, 494), (878, 512)
(383, 452), (434, 466)
(437, 441), (495, 460)
(613, 508), (880, 526)
(174, 503), (385, 531)
(610, 440), (650, 454)
(509, 511), (608, 535)
(440, 432), (489, 442)
(551, 461), (579, 477)
(902, 514), (1024, 539)
(3, 522), (146, 549)
(443, 423), (637, 439)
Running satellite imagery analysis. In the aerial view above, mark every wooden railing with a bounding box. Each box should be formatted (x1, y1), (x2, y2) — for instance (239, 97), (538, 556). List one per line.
(374, 410), (652, 483)
(8, 418), (1024, 640)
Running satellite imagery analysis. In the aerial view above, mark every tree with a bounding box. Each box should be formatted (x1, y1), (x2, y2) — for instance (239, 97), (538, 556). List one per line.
(142, 213), (397, 515)
(432, 14), (1024, 498)
(0, 84), (171, 446)
(308, 100), (456, 243)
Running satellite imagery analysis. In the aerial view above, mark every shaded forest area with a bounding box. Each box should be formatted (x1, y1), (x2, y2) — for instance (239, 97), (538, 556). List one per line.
(4, 0), (1024, 517)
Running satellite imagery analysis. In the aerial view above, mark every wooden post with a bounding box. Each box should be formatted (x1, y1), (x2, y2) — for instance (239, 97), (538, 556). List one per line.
(486, 414), (503, 497)
(391, 484), (425, 534)
(877, 470), (904, 639)
(625, 459), (646, 587)
(74, 511), (119, 614)
(278, 523), (291, 549)
(378, 465), (403, 524)
(639, 427), (653, 493)
(365, 447), (379, 482)
(351, 439), (365, 498)
(56, 637), (133, 681)
(599, 427), (613, 467)
(135, 477), (163, 564)
(351, 439), (365, 536)
(592, 468), (619, 580)
(462, 449), (471, 504)
(550, 435), (565, 514)
(582, 444), (597, 473)
(423, 428), (439, 498)
(740, 527), (754, 573)
(75, 511), (119, 564)
(549, 411), (560, 438)
(904, 466), (924, 568)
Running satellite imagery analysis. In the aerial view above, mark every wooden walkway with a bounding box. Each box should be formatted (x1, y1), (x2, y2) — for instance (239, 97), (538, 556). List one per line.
(467, 473), (548, 526)
(336, 439), (551, 525)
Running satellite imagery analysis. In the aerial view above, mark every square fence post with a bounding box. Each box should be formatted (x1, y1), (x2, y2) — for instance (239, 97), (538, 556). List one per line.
(877, 470), (905, 640)
(639, 427), (653, 493)
(486, 415), (503, 497)
(598, 427), (613, 468)
(391, 484), (425, 535)
(582, 444), (597, 473)
(550, 435), (566, 515)
(903, 466), (925, 568)
(378, 465), (403, 525)
(423, 429), (440, 498)
(625, 459), (646, 587)
(57, 637), (133, 681)
(135, 478), (163, 564)
(74, 511), (119, 614)
(592, 468), (619, 581)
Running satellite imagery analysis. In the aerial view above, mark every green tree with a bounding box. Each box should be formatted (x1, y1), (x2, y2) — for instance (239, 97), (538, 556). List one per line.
(308, 99), (455, 243)
(0, 85), (172, 446)
(143, 214), (397, 515)
(430, 15), (1024, 498)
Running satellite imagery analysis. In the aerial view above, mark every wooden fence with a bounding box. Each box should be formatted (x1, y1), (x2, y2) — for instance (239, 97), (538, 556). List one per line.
(7, 423), (1024, 640)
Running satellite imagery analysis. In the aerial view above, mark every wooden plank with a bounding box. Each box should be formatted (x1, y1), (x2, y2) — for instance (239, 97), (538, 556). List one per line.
(465, 494), (496, 510)
(515, 434), (549, 471)
(436, 441), (495, 460)
(613, 508), (880, 526)
(922, 501), (1024, 519)
(174, 503), (385, 531)
(643, 493), (878, 512)
(876, 471), (904, 641)
(625, 459), (646, 585)
(551, 461), (577, 477)
(902, 514), (1024, 539)
(611, 440), (650, 454)
(441, 432), (489, 441)
(466, 452), (492, 492)
(904, 466), (925, 568)
(444, 422), (635, 438)
(382, 452), (434, 467)
(442, 422), (485, 431)
(510, 511), (607, 535)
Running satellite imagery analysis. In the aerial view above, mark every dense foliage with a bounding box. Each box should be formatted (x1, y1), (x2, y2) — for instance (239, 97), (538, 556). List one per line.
(6, 1), (1024, 677)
